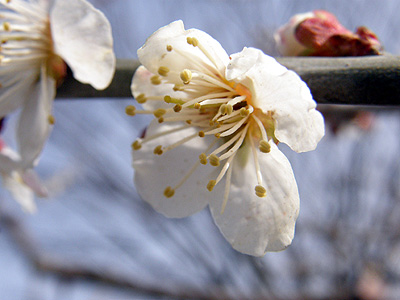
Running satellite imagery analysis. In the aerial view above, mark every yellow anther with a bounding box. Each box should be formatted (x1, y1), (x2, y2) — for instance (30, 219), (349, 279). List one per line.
(207, 180), (216, 191)
(255, 185), (267, 198)
(198, 131), (205, 138)
(158, 117), (164, 123)
(173, 84), (184, 91)
(164, 95), (172, 103)
(209, 154), (220, 167)
(151, 75), (161, 85)
(214, 133), (221, 138)
(47, 115), (55, 125)
(239, 107), (250, 117)
(199, 153), (207, 165)
(125, 105), (136, 116)
(180, 69), (192, 85)
(219, 104), (232, 115)
(158, 66), (170, 77)
(166, 45), (173, 52)
(173, 104), (182, 112)
(186, 120), (192, 124)
(136, 93), (147, 104)
(153, 145), (163, 155)
(153, 108), (166, 118)
(209, 120), (214, 126)
(187, 36), (199, 47)
(3, 22), (10, 31)
(131, 140), (142, 150)
(164, 186), (175, 198)
(193, 103), (201, 109)
(226, 105), (233, 115)
(259, 140), (271, 153)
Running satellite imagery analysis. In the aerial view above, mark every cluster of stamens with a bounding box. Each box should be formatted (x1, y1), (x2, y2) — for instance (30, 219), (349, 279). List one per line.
(0, 0), (60, 123)
(129, 36), (277, 213)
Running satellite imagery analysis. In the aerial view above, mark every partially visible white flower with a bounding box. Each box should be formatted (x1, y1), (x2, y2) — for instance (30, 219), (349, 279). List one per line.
(0, 0), (115, 208)
(129, 21), (324, 256)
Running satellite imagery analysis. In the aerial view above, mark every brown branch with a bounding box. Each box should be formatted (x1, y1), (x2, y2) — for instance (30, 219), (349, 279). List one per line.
(56, 55), (400, 106)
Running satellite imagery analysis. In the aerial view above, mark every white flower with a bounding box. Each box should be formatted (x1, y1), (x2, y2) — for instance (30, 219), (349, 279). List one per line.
(130, 21), (324, 256)
(0, 0), (115, 170)
(0, 0), (115, 208)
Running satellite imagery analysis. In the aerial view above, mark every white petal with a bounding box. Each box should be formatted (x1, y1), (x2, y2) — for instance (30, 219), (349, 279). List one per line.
(227, 47), (325, 152)
(17, 67), (55, 169)
(226, 47), (287, 81)
(2, 172), (37, 213)
(0, 143), (21, 173)
(131, 66), (185, 111)
(137, 20), (229, 82)
(21, 169), (48, 197)
(132, 120), (223, 218)
(0, 68), (38, 118)
(209, 141), (299, 256)
(50, 0), (115, 90)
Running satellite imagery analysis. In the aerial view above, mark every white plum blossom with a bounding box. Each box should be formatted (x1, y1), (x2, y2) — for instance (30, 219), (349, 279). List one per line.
(0, 0), (115, 208)
(130, 21), (324, 256)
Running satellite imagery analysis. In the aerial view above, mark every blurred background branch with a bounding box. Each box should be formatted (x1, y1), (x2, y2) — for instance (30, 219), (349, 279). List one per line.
(56, 56), (400, 106)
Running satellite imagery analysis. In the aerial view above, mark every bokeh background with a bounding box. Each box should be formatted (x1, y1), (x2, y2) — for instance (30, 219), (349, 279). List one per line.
(1, 0), (400, 299)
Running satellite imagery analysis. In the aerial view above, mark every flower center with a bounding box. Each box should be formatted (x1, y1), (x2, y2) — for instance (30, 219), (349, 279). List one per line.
(129, 36), (277, 213)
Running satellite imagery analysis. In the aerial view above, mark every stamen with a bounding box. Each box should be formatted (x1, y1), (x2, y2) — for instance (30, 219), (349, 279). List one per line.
(207, 180), (216, 191)
(187, 36), (221, 72)
(220, 160), (233, 214)
(153, 145), (163, 155)
(131, 140), (142, 150)
(198, 131), (205, 137)
(219, 104), (233, 115)
(139, 124), (190, 144)
(166, 45), (173, 52)
(161, 132), (198, 153)
(186, 37), (199, 47)
(164, 186), (175, 198)
(153, 108), (166, 118)
(219, 123), (250, 161)
(173, 104), (182, 112)
(3, 22), (11, 31)
(164, 138), (218, 197)
(259, 140), (271, 153)
(125, 105), (136, 116)
(252, 114), (268, 141)
(209, 154), (220, 167)
(135, 93), (147, 103)
(240, 107), (250, 117)
(180, 69), (192, 85)
(248, 129), (267, 198)
(192, 72), (236, 92)
(209, 126), (247, 157)
(158, 66), (169, 77)
(214, 153), (235, 185)
(151, 75), (161, 85)
(181, 91), (233, 109)
(173, 84), (184, 91)
(199, 153), (207, 164)
(255, 185), (267, 198)
(47, 114), (55, 125)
